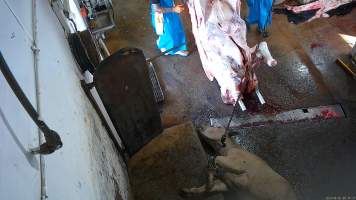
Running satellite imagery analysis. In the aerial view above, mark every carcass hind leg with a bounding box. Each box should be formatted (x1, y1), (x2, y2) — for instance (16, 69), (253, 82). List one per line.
(258, 41), (277, 67)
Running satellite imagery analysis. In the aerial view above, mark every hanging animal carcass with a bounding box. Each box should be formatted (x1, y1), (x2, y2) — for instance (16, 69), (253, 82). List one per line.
(187, 0), (277, 104)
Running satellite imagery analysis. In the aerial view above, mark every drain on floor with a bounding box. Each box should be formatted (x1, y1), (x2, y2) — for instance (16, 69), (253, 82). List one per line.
(148, 61), (164, 103)
(210, 104), (345, 128)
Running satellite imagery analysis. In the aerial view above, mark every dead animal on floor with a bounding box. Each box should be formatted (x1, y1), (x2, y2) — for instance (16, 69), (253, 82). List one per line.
(180, 127), (297, 200)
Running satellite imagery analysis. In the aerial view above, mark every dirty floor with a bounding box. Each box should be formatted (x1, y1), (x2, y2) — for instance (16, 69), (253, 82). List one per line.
(106, 1), (356, 200)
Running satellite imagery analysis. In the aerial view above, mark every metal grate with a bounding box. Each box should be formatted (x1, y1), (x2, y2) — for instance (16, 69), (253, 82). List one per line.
(148, 61), (165, 103)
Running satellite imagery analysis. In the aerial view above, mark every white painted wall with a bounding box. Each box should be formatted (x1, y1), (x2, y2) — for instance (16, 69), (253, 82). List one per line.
(0, 0), (130, 199)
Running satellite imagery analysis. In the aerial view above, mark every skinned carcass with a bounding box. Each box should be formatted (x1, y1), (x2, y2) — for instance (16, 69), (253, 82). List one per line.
(286, 0), (353, 22)
(188, 0), (277, 104)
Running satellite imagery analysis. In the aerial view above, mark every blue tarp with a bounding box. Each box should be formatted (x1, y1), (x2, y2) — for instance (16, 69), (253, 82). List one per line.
(151, 0), (187, 54)
(246, 0), (274, 31)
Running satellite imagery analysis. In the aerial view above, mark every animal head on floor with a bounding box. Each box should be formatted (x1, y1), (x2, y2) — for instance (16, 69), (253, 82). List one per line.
(198, 126), (241, 154)
(181, 126), (297, 200)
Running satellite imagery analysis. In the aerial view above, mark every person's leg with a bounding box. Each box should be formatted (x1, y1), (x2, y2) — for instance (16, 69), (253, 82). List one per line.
(168, 12), (189, 56)
(151, 4), (168, 52)
(157, 12), (188, 56)
(246, 0), (258, 29)
(151, 0), (186, 55)
(155, 12), (175, 53)
(258, 0), (273, 37)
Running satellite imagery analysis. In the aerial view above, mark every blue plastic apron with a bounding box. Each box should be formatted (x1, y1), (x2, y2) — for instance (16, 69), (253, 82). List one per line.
(151, 0), (188, 54)
(246, 0), (273, 31)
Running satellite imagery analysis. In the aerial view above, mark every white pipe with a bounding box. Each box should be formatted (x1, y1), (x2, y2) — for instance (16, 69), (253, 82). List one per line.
(63, 0), (70, 15)
(31, 0), (47, 199)
(50, 0), (72, 33)
(98, 37), (110, 58)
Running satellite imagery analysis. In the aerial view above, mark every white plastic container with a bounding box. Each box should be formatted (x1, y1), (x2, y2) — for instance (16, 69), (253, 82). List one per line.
(155, 12), (164, 35)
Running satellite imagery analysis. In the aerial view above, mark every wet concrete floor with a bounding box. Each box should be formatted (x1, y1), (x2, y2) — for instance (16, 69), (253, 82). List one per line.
(106, 1), (356, 199)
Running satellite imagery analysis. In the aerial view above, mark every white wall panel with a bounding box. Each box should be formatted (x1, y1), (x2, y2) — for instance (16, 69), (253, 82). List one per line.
(0, 0), (130, 199)
(0, 1), (40, 200)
